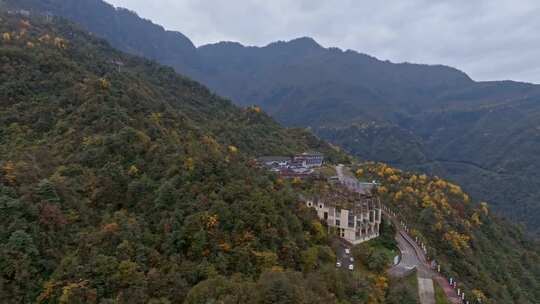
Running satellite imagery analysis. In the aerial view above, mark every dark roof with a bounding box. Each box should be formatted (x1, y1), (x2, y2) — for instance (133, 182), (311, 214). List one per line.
(257, 156), (291, 162)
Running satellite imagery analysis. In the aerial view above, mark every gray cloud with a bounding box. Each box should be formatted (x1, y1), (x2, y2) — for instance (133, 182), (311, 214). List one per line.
(106, 0), (540, 83)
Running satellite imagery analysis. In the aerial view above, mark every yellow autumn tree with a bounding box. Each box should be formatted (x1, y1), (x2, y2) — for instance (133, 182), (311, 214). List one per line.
(471, 212), (481, 226)
(480, 202), (489, 215)
(99, 78), (110, 89)
(421, 194), (433, 208)
(204, 214), (219, 230)
(377, 186), (388, 194)
(393, 191), (403, 202)
(387, 175), (399, 183)
(2, 32), (11, 41)
(228, 145), (238, 154)
(443, 230), (470, 251)
(291, 177), (302, 186)
(184, 157), (195, 171)
(472, 289), (487, 302)
(383, 167), (395, 176)
(127, 165), (139, 176)
(2, 161), (17, 184)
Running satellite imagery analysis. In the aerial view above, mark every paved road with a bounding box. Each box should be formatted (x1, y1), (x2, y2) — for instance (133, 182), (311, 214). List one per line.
(334, 239), (355, 271)
(418, 278), (436, 304)
(386, 214), (436, 304)
(336, 165), (457, 303)
(387, 213), (461, 304)
(388, 230), (420, 277)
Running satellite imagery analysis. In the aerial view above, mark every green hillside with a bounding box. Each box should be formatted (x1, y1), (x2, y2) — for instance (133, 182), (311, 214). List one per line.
(1, 8), (539, 304)
(355, 163), (540, 303)
(6, 0), (540, 237)
(0, 14), (369, 303)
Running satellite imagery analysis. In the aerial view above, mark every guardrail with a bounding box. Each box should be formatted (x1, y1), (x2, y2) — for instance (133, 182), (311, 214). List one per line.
(383, 204), (482, 304)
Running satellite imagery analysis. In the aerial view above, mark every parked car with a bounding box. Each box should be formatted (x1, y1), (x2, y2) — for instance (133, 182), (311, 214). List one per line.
(345, 248), (350, 255)
(350, 257), (354, 262)
(348, 264), (354, 271)
(336, 261), (342, 268)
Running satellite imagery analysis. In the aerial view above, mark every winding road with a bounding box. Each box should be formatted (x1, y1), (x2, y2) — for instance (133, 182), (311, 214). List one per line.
(386, 217), (436, 304)
(336, 165), (460, 304)
(387, 214), (461, 304)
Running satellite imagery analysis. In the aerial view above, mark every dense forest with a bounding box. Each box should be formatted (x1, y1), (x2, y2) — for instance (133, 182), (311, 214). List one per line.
(1, 9), (539, 304)
(7, 0), (540, 237)
(0, 13), (408, 304)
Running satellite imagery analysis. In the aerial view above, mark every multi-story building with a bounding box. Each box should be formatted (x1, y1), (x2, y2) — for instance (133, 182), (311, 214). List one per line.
(305, 184), (382, 244)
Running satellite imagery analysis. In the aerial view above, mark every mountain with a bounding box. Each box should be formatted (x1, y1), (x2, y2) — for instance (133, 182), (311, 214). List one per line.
(1, 6), (539, 304)
(8, 0), (540, 236)
(2, 0), (201, 75)
(0, 12), (364, 303)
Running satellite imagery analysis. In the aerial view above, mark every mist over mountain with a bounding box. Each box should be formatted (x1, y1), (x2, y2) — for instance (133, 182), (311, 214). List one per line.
(5, 1), (540, 237)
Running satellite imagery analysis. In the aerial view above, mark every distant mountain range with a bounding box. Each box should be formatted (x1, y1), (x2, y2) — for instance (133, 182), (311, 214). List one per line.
(6, 0), (540, 237)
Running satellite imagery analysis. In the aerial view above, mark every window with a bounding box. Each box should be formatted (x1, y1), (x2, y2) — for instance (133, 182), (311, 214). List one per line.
(348, 213), (355, 228)
(335, 219), (340, 227)
(324, 212), (328, 220)
(319, 204), (323, 209)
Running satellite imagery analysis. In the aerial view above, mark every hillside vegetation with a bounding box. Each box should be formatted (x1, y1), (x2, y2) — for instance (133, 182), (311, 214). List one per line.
(1, 6), (539, 304)
(355, 162), (540, 303)
(8, 0), (540, 236)
(0, 14), (380, 304)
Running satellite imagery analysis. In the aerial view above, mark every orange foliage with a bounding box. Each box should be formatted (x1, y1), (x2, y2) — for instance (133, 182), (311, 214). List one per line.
(102, 222), (120, 234)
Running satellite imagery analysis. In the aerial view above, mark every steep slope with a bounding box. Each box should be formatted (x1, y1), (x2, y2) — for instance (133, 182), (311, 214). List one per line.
(356, 163), (540, 304)
(3, 0), (202, 75)
(0, 14), (364, 303)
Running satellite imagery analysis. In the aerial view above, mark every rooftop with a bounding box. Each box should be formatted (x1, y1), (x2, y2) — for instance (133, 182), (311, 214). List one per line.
(311, 184), (377, 212)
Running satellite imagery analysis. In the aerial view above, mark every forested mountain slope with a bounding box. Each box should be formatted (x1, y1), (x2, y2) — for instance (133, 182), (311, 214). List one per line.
(8, 0), (540, 236)
(355, 163), (540, 304)
(196, 40), (540, 236)
(2, 0), (201, 75)
(1, 11), (539, 304)
(0, 14), (362, 303)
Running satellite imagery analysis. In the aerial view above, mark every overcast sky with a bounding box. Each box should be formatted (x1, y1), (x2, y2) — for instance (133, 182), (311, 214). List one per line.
(106, 0), (539, 84)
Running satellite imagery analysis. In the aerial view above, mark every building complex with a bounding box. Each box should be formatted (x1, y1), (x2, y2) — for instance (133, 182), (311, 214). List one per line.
(305, 183), (382, 245)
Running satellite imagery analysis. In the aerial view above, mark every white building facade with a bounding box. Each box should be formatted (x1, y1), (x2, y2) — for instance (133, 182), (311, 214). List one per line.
(306, 194), (382, 245)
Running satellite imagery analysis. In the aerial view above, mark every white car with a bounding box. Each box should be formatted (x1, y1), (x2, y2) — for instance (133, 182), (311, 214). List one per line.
(336, 261), (342, 268)
(350, 257), (354, 262)
(348, 264), (354, 271)
(345, 248), (350, 255)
